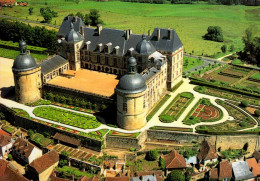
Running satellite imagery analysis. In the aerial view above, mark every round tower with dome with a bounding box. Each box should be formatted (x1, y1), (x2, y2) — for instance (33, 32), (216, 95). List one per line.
(12, 40), (42, 104)
(116, 57), (147, 130)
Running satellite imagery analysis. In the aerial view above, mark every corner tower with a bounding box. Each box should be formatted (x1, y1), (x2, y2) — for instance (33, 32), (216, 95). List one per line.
(116, 57), (147, 130)
(12, 41), (42, 104)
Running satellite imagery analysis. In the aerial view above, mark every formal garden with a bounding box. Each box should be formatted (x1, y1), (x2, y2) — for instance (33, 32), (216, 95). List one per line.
(30, 132), (54, 148)
(183, 98), (223, 125)
(107, 130), (140, 138)
(159, 92), (194, 123)
(12, 108), (31, 119)
(195, 100), (256, 133)
(33, 106), (101, 129)
(150, 126), (193, 132)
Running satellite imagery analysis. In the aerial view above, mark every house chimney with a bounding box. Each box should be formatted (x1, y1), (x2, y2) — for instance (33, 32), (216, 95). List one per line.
(86, 41), (91, 50)
(80, 26), (84, 37)
(168, 28), (172, 40)
(157, 29), (160, 41)
(148, 30), (151, 36)
(106, 42), (112, 53)
(114, 46), (119, 55)
(97, 43), (103, 52)
(97, 24), (103, 35)
(129, 47), (134, 56)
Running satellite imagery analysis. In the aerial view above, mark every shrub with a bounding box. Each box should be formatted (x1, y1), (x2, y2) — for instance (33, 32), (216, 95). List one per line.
(146, 149), (158, 161)
(203, 26), (224, 42)
(129, 147), (136, 152)
(160, 114), (174, 123)
(240, 121), (248, 127)
(221, 45), (227, 53)
(8, 154), (12, 161)
(159, 157), (165, 170)
(240, 100), (249, 107)
(167, 170), (185, 181)
(255, 110), (260, 117)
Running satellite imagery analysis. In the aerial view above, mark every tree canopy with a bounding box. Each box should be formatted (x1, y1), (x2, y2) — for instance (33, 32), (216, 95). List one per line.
(203, 26), (224, 42)
(167, 170), (185, 181)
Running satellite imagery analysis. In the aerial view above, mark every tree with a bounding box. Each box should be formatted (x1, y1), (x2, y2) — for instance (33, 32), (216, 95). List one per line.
(203, 26), (223, 42)
(75, 0), (80, 4)
(29, 8), (33, 15)
(240, 100), (249, 107)
(76, 12), (84, 20)
(89, 9), (103, 26)
(84, 14), (91, 26)
(254, 110), (260, 117)
(145, 149), (158, 161)
(59, 151), (69, 167)
(167, 170), (185, 181)
(159, 157), (165, 170)
(27, 129), (34, 137)
(8, 154), (13, 161)
(185, 167), (194, 181)
(230, 44), (235, 52)
(221, 45), (227, 53)
(0, 112), (5, 120)
(42, 11), (53, 23)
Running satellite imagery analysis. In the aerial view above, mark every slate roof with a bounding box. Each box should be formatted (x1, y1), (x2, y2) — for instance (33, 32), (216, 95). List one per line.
(12, 138), (39, 158)
(53, 133), (80, 146)
(0, 159), (29, 181)
(209, 160), (232, 180)
(162, 150), (186, 169)
(246, 158), (260, 177)
(197, 141), (218, 161)
(41, 55), (68, 75)
(232, 161), (254, 180)
(57, 16), (183, 56)
(0, 135), (12, 147)
(29, 150), (59, 174)
(57, 16), (85, 37)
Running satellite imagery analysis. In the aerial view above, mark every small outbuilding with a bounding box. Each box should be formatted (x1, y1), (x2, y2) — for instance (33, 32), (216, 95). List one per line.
(53, 133), (80, 148)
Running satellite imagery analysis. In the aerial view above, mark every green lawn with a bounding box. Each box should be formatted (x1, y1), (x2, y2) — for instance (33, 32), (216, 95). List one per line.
(1, 1), (260, 56)
(250, 73), (260, 81)
(33, 106), (101, 129)
(183, 57), (203, 71)
(0, 47), (48, 62)
(30, 133), (53, 147)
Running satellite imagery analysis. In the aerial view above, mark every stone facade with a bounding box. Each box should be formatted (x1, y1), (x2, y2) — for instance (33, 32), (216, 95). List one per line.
(13, 66), (42, 104)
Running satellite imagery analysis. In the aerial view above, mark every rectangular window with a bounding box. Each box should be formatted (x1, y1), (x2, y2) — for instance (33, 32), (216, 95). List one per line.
(123, 103), (127, 112)
(105, 56), (108, 65)
(97, 55), (100, 63)
(113, 58), (117, 67)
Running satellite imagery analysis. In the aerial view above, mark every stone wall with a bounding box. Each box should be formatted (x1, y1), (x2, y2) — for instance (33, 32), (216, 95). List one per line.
(147, 130), (259, 153)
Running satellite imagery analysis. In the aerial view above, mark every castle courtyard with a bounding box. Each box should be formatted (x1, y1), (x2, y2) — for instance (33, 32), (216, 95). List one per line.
(47, 69), (119, 97)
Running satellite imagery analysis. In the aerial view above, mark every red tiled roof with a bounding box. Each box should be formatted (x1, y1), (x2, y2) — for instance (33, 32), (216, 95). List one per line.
(162, 150), (186, 169)
(247, 158), (260, 177)
(197, 141), (218, 161)
(0, 135), (12, 147)
(53, 133), (80, 146)
(0, 0), (16, 5)
(210, 160), (232, 180)
(105, 176), (130, 181)
(29, 150), (59, 174)
(0, 159), (28, 181)
(80, 175), (100, 181)
(0, 129), (10, 136)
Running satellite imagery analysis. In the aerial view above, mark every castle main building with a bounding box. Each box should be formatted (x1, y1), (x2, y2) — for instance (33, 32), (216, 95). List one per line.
(12, 16), (184, 130)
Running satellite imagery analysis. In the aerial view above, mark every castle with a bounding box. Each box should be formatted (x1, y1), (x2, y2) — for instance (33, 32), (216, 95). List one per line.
(12, 16), (184, 130)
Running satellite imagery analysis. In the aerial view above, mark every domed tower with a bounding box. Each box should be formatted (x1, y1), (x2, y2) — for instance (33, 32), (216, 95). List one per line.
(116, 57), (147, 130)
(12, 40), (42, 104)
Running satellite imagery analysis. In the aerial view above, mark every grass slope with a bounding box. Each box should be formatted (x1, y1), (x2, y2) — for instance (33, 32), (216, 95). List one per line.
(1, 1), (260, 56)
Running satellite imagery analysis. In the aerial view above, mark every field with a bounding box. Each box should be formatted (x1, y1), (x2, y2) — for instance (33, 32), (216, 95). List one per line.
(1, 1), (260, 56)
(160, 92), (194, 123)
(33, 106), (101, 129)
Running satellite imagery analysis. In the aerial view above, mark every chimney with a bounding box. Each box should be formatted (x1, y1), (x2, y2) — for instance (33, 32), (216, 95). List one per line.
(106, 42), (112, 53)
(80, 26), (84, 37)
(86, 41), (91, 50)
(157, 28), (160, 41)
(125, 30), (129, 40)
(129, 47), (134, 56)
(148, 30), (151, 36)
(168, 28), (172, 40)
(97, 43), (103, 52)
(97, 24), (103, 35)
(114, 46), (119, 55)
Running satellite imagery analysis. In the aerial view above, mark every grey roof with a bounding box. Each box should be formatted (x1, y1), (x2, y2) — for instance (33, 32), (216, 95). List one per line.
(130, 175), (157, 181)
(57, 16), (85, 37)
(185, 156), (198, 165)
(232, 161), (254, 180)
(129, 57), (137, 66)
(142, 67), (160, 81)
(41, 55), (68, 75)
(117, 73), (147, 94)
(13, 54), (38, 72)
(65, 28), (83, 43)
(150, 28), (183, 53)
(136, 34), (156, 55)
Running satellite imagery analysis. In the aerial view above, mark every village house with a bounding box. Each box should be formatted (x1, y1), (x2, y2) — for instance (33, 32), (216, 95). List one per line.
(232, 161), (255, 181)
(28, 150), (59, 181)
(11, 137), (42, 164)
(0, 134), (14, 159)
(105, 176), (130, 181)
(0, 159), (28, 181)
(197, 140), (218, 167)
(246, 158), (260, 179)
(103, 160), (126, 177)
(135, 171), (163, 181)
(209, 160), (232, 181)
(0, 0), (17, 7)
(252, 150), (260, 163)
(79, 175), (100, 181)
(161, 150), (186, 174)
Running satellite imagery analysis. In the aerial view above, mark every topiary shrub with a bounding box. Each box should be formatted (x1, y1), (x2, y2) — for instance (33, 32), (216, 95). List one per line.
(145, 149), (158, 161)
(240, 100), (249, 107)
(255, 110), (260, 117)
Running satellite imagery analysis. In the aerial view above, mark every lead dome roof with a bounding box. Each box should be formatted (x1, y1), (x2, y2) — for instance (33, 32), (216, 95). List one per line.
(136, 34), (156, 55)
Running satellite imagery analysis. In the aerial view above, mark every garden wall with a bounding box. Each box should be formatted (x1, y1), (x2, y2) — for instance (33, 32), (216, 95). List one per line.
(147, 130), (259, 153)
(105, 131), (147, 150)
